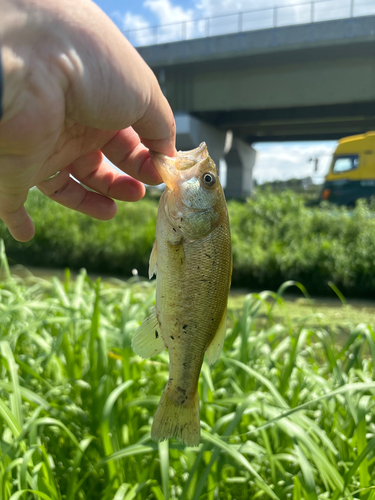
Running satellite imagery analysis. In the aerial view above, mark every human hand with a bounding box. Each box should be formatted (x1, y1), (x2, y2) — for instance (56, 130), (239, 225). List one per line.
(0, 0), (176, 242)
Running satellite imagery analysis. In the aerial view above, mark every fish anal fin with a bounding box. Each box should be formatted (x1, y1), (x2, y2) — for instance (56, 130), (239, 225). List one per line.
(205, 309), (227, 365)
(149, 240), (158, 279)
(132, 307), (164, 359)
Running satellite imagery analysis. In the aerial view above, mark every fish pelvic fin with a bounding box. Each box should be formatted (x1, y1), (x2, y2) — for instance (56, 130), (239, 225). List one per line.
(132, 308), (164, 359)
(151, 385), (200, 447)
(206, 308), (227, 365)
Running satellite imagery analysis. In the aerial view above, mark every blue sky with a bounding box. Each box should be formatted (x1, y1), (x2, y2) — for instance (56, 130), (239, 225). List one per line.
(93, 0), (375, 182)
(94, 0), (375, 36)
(95, 0), (196, 28)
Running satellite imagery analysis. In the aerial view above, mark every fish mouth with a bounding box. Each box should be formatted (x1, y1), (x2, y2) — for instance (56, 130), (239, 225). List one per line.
(150, 143), (208, 190)
(177, 143), (208, 170)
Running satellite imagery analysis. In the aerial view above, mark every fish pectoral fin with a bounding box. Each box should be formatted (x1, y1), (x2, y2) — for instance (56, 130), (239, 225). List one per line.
(205, 309), (227, 365)
(149, 240), (158, 279)
(132, 307), (164, 358)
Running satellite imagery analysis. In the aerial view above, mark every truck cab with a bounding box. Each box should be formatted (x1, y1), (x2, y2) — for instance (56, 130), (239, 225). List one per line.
(321, 132), (375, 205)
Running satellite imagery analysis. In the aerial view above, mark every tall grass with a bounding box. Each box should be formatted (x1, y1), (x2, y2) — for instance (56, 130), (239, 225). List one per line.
(0, 246), (375, 499)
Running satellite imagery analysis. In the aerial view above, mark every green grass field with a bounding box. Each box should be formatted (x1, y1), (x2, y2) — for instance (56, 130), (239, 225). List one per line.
(228, 289), (375, 342)
(1, 243), (375, 500)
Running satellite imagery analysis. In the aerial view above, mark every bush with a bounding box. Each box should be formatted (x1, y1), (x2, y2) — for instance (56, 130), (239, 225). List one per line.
(229, 190), (375, 296)
(2, 188), (375, 296)
(0, 189), (158, 277)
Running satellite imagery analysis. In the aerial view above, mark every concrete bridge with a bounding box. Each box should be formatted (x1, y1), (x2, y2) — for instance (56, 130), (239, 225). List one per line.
(136, 13), (375, 197)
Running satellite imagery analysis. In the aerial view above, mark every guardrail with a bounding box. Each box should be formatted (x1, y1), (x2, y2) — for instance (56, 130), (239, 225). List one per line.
(124, 0), (375, 47)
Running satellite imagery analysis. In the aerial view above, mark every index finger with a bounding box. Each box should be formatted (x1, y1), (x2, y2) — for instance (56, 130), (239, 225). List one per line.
(101, 127), (164, 185)
(0, 190), (35, 241)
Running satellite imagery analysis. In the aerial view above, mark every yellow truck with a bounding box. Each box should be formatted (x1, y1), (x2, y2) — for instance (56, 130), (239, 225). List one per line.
(321, 132), (375, 205)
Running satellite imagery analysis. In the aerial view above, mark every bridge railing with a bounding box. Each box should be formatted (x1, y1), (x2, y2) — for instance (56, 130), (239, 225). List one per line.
(125, 0), (375, 47)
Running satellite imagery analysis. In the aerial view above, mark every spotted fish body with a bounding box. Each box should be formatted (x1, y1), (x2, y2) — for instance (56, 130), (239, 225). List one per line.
(132, 143), (232, 446)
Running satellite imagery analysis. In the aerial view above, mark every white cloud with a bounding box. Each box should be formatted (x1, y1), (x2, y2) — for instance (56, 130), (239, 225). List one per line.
(196, 0), (300, 17)
(194, 0), (357, 35)
(144, 0), (194, 24)
(115, 0), (195, 45)
(111, 11), (153, 46)
(195, 0), (354, 17)
(119, 0), (371, 43)
(144, 0), (195, 42)
(121, 12), (150, 32)
(253, 142), (336, 184)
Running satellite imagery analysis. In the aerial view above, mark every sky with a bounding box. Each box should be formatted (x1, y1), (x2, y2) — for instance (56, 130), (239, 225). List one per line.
(92, 0), (375, 183)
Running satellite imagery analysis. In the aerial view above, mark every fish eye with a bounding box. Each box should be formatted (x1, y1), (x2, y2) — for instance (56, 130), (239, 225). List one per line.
(202, 172), (216, 187)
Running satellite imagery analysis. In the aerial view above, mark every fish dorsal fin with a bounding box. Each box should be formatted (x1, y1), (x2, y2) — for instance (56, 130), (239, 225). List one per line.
(149, 240), (158, 279)
(205, 309), (227, 365)
(132, 307), (164, 358)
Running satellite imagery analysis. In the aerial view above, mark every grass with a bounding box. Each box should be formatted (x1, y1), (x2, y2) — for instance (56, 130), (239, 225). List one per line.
(1, 244), (375, 499)
(10, 266), (375, 332)
(228, 290), (375, 341)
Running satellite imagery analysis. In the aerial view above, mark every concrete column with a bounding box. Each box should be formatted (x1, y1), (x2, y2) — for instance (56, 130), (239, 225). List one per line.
(175, 113), (226, 168)
(224, 139), (256, 198)
(175, 112), (255, 198)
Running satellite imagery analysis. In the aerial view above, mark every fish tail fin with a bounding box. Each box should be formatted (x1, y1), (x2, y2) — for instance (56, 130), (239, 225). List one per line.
(151, 385), (200, 447)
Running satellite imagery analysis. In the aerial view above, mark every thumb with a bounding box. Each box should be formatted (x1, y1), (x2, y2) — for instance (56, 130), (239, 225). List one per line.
(132, 94), (177, 157)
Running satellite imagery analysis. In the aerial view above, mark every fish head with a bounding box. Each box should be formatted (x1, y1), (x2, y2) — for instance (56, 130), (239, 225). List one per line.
(151, 143), (227, 239)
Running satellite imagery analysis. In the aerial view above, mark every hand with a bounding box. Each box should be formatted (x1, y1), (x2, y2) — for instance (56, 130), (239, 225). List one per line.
(0, 0), (176, 242)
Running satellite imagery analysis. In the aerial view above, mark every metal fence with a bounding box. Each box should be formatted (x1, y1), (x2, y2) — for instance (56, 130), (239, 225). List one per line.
(124, 0), (375, 47)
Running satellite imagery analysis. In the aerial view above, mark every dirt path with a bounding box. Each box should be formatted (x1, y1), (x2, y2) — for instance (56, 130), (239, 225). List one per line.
(7, 265), (375, 329)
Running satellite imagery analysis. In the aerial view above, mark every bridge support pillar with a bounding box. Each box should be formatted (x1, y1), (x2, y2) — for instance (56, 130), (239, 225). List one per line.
(224, 139), (256, 198)
(175, 113), (225, 167)
(175, 113), (255, 198)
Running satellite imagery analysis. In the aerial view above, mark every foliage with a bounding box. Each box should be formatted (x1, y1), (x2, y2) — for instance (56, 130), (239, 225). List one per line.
(230, 190), (375, 296)
(1, 246), (375, 499)
(2, 189), (375, 295)
(253, 178), (322, 200)
(0, 189), (158, 278)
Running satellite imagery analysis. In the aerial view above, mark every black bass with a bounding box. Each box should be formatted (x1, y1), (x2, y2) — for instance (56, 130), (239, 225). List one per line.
(132, 143), (232, 446)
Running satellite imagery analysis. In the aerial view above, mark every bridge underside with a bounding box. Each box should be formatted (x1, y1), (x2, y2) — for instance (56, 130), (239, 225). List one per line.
(193, 101), (375, 143)
(139, 15), (375, 144)
(137, 15), (375, 195)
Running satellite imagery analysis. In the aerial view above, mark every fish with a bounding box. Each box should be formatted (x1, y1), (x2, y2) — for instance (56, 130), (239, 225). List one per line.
(132, 142), (232, 446)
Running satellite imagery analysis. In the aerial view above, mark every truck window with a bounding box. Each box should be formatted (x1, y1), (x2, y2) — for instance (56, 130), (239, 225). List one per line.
(332, 155), (359, 173)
